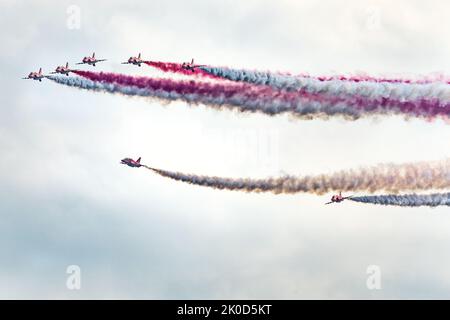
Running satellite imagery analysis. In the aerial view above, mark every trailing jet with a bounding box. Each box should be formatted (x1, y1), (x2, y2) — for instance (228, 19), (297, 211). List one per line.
(181, 58), (206, 72)
(121, 157), (142, 168)
(76, 52), (107, 66)
(325, 192), (352, 205)
(22, 68), (44, 81)
(122, 53), (144, 66)
(50, 62), (72, 76)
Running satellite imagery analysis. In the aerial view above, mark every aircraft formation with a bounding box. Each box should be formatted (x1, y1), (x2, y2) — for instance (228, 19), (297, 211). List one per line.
(22, 52), (206, 80)
(23, 52), (449, 207)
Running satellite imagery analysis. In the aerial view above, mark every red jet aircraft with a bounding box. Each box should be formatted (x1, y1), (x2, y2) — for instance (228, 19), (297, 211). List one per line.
(325, 192), (352, 205)
(22, 68), (45, 81)
(121, 53), (144, 67)
(76, 52), (107, 66)
(181, 58), (206, 72)
(121, 157), (142, 168)
(50, 62), (72, 76)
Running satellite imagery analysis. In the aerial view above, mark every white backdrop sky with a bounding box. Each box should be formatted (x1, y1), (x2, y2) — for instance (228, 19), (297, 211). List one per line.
(1, 0), (450, 298)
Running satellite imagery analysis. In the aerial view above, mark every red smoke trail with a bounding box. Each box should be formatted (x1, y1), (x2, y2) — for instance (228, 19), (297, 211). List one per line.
(72, 70), (450, 120)
(144, 61), (218, 79)
(50, 73), (362, 118)
(314, 74), (450, 85)
(290, 72), (450, 85)
(72, 70), (342, 106)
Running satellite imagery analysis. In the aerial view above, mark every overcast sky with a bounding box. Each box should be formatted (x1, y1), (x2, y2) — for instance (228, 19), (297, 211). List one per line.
(1, 0), (450, 299)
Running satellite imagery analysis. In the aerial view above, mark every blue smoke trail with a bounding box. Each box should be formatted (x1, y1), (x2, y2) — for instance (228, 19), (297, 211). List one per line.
(349, 192), (450, 207)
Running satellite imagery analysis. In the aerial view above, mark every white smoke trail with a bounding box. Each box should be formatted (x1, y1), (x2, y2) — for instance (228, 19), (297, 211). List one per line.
(200, 67), (450, 102)
(349, 192), (450, 207)
(143, 158), (450, 195)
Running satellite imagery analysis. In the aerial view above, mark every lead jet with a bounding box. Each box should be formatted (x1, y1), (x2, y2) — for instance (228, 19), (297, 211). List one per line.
(325, 192), (352, 205)
(121, 53), (144, 67)
(50, 62), (72, 76)
(181, 58), (206, 72)
(22, 68), (45, 81)
(121, 157), (142, 168)
(76, 52), (107, 66)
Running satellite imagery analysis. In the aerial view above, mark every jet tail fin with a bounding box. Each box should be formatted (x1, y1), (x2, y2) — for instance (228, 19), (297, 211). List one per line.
(138, 53), (141, 59)
(66, 62), (69, 68)
(92, 52), (95, 58)
(39, 67), (42, 74)
(136, 157), (141, 163)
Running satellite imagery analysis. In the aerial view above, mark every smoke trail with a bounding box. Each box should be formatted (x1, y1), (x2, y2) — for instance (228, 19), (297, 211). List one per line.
(145, 61), (217, 78)
(349, 192), (450, 207)
(142, 158), (450, 195)
(46, 75), (179, 101)
(70, 71), (368, 118)
(200, 66), (450, 105)
(201, 66), (450, 85)
(47, 74), (361, 118)
(73, 70), (450, 120)
(309, 73), (450, 85)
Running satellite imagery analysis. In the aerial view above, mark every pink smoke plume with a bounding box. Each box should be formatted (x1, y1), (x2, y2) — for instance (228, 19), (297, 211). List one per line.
(72, 70), (450, 120)
(311, 73), (450, 85)
(72, 70), (354, 112)
(145, 61), (217, 79)
(276, 71), (450, 85)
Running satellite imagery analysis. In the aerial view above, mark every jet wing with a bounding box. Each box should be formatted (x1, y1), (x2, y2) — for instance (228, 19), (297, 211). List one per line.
(325, 201), (333, 205)
(76, 62), (85, 65)
(96, 59), (107, 62)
